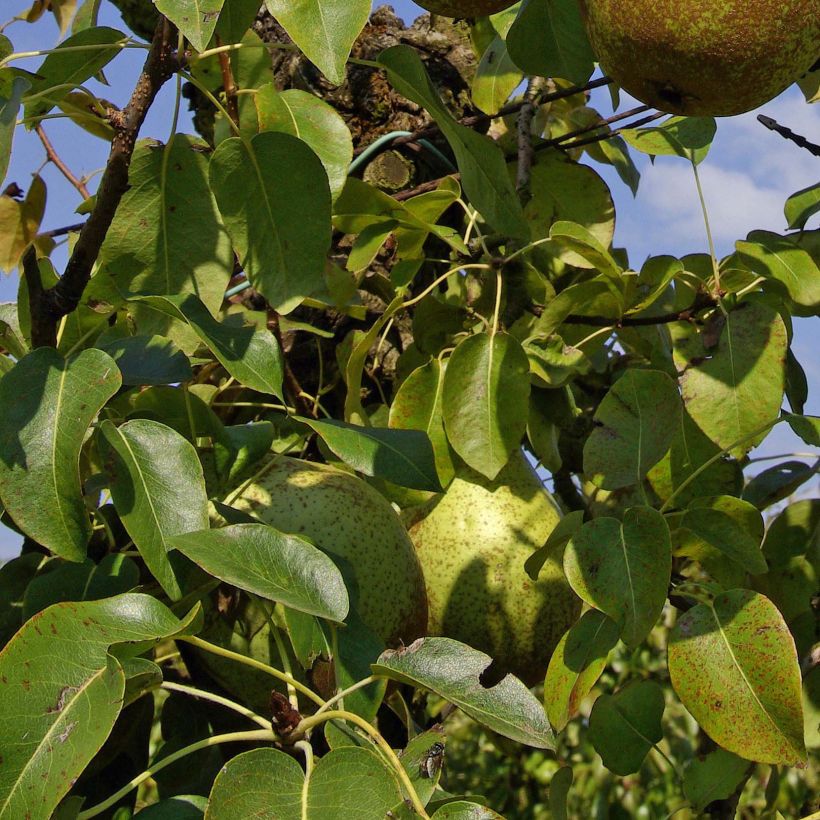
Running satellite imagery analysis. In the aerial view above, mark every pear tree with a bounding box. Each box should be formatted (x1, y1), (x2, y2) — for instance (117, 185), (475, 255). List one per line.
(0, 0), (818, 818)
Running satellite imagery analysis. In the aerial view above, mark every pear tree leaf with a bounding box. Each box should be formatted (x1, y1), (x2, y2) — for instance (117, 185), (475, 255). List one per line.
(121, 656), (164, 708)
(621, 116), (716, 165)
(398, 728), (446, 806)
(100, 419), (210, 600)
(134, 293), (284, 399)
(544, 609), (621, 731)
(668, 589), (806, 765)
(430, 803), (504, 819)
(549, 766), (573, 820)
(564, 507), (671, 648)
(373, 637), (555, 749)
(683, 749), (751, 813)
(472, 34), (522, 116)
(0, 348), (121, 560)
(675, 302), (787, 458)
(389, 359), (455, 487)
(213, 421), (275, 491)
(549, 220), (622, 279)
(0, 553), (43, 648)
(784, 182), (820, 231)
(0, 594), (201, 820)
(98, 335), (193, 385)
(169, 523), (350, 622)
(209, 131), (332, 314)
(0, 174), (46, 273)
(507, 0), (594, 84)
(588, 680), (665, 775)
(442, 333), (531, 480)
(205, 745), (402, 819)
(255, 85), (353, 201)
(301, 418), (442, 492)
(154, 0), (225, 53)
(524, 509), (585, 581)
(783, 412), (820, 447)
(583, 369), (680, 490)
(378, 46), (528, 239)
(135, 795), (207, 819)
(263, 0), (369, 85)
(214, 0), (260, 43)
(24, 27), (125, 120)
(0, 76), (29, 187)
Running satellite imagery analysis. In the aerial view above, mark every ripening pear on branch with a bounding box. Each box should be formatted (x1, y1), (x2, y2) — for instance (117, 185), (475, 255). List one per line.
(407, 450), (581, 686)
(414, 0), (518, 18)
(579, 0), (820, 116)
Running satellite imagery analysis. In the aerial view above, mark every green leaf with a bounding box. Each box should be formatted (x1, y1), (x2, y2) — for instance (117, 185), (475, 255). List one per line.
(388, 359), (455, 487)
(154, 0), (225, 53)
(378, 46), (528, 239)
(472, 35), (522, 116)
(784, 182), (820, 231)
(209, 131), (332, 313)
(22, 553), (139, 620)
(544, 609), (621, 731)
(442, 333), (531, 480)
(255, 86), (353, 202)
(205, 745), (402, 819)
(675, 302), (787, 458)
(588, 680), (665, 775)
(548, 766), (573, 820)
(621, 116), (716, 164)
(214, 0), (260, 43)
(564, 508), (671, 648)
(521, 154), (615, 270)
(134, 293), (284, 399)
(398, 728), (446, 806)
(683, 749), (751, 813)
(98, 335), (193, 385)
(24, 26), (125, 120)
(0, 594), (200, 820)
(0, 553), (42, 648)
(431, 803), (504, 819)
(583, 369), (680, 490)
(373, 637), (555, 749)
(549, 220), (622, 279)
(0, 348), (121, 560)
(0, 174), (46, 273)
(99, 136), (233, 351)
(263, 0), (369, 85)
(0, 76), (29, 187)
(100, 419), (210, 600)
(507, 0), (594, 83)
(169, 523), (349, 622)
(668, 589), (806, 765)
(524, 509), (584, 581)
(301, 418), (441, 492)
(737, 231), (820, 315)
(783, 412), (820, 447)
(136, 795), (208, 819)
(213, 421), (275, 491)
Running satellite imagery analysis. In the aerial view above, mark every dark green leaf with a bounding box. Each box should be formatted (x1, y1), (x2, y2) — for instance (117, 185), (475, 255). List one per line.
(524, 509), (584, 581)
(549, 766), (573, 820)
(783, 412), (820, 447)
(549, 220), (622, 279)
(583, 369), (680, 490)
(100, 419), (210, 600)
(564, 507), (671, 648)
(0, 76), (28, 187)
(0, 348), (121, 560)
(0, 553), (42, 648)
(544, 609), (621, 731)
(302, 418), (441, 492)
(373, 637), (555, 749)
(621, 116), (716, 164)
(154, 0), (226, 52)
(379, 46), (528, 239)
(213, 421), (275, 491)
(398, 727), (446, 806)
(0, 594), (200, 820)
(588, 680), (665, 775)
(136, 796), (207, 819)
(668, 589), (806, 765)
(134, 293), (284, 399)
(784, 182), (820, 231)
(442, 333), (531, 480)
(209, 131), (332, 313)
(683, 749), (751, 813)
(98, 335), (193, 385)
(169, 523), (349, 621)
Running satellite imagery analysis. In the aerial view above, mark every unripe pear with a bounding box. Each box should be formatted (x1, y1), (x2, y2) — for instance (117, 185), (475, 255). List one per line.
(407, 451), (581, 685)
(231, 457), (428, 644)
(579, 0), (820, 116)
(414, 0), (518, 18)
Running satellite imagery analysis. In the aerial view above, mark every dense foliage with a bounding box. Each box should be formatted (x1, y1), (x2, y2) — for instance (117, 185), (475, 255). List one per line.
(0, 1), (818, 818)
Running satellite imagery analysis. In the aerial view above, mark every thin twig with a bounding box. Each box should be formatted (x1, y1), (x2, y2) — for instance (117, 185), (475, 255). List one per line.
(267, 310), (315, 417)
(215, 34), (239, 128)
(515, 78), (543, 205)
(35, 124), (91, 198)
(556, 294), (718, 328)
(757, 114), (820, 158)
(561, 110), (665, 150)
(40, 221), (86, 238)
(537, 103), (651, 154)
(28, 17), (180, 348)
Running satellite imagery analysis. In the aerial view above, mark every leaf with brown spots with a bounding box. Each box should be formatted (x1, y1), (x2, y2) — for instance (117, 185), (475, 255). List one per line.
(668, 589), (806, 766)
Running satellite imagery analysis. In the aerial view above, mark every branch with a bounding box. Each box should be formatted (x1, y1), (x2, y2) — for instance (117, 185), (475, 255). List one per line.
(35, 124), (91, 199)
(215, 34), (239, 128)
(28, 18), (179, 348)
(559, 295), (717, 327)
(757, 114), (820, 158)
(515, 78), (542, 206)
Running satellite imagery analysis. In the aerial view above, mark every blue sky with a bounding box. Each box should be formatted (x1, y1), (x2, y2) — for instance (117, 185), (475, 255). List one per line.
(1, 0), (817, 558)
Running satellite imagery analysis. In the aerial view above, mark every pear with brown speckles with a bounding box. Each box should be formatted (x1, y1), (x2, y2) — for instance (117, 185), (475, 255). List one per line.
(231, 457), (428, 644)
(580, 0), (820, 116)
(407, 450), (581, 686)
(415, 0), (518, 17)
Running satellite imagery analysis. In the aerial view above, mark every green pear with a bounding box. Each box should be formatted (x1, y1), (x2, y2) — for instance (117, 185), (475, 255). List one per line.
(407, 450), (581, 685)
(579, 0), (820, 116)
(230, 457), (428, 645)
(415, 0), (518, 17)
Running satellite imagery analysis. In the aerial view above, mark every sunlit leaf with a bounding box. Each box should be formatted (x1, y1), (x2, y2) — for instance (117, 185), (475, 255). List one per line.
(154, 0), (226, 53)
